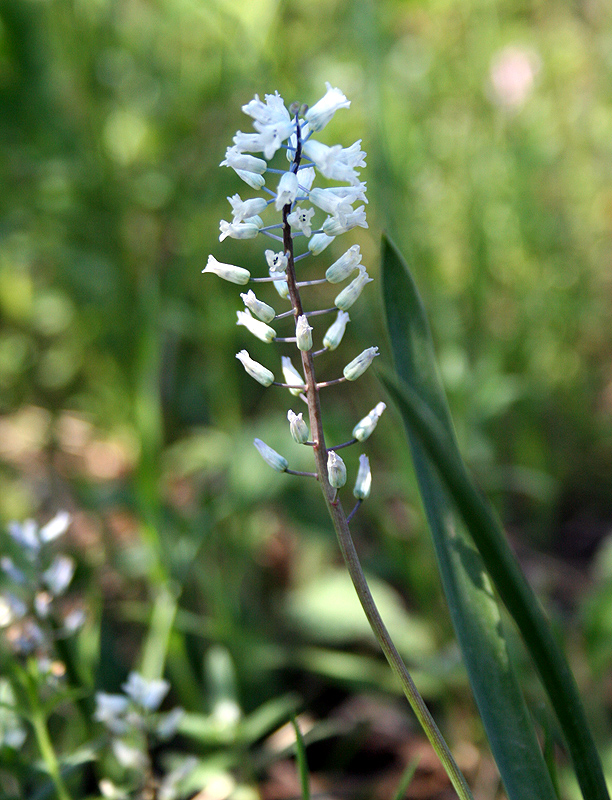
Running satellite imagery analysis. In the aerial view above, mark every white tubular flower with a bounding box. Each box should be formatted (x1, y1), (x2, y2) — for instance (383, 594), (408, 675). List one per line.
(334, 269), (373, 310)
(227, 194), (268, 222)
(219, 218), (262, 242)
(343, 347), (379, 381)
(306, 82), (351, 131)
(308, 232), (335, 255)
(287, 410), (309, 443)
(242, 91), (291, 127)
(287, 206), (315, 237)
(236, 350), (275, 386)
(220, 146), (267, 174)
(328, 182), (368, 204)
(39, 511), (71, 543)
(240, 290), (276, 323)
(203, 255), (250, 285)
(94, 693), (130, 734)
(309, 187), (358, 219)
(327, 451), (347, 488)
(353, 454), (372, 500)
(43, 555), (75, 596)
(233, 131), (267, 152)
(275, 171), (299, 211)
(298, 166), (316, 192)
(236, 309), (276, 343)
(122, 672), (171, 711)
(353, 402), (386, 441)
(235, 169), (266, 190)
(325, 245), (362, 283)
(322, 206), (368, 236)
(254, 438), (288, 472)
(296, 315), (313, 351)
(255, 120), (296, 160)
(270, 273), (289, 297)
(302, 139), (366, 184)
(323, 310), (350, 350)
(265, 249), (288, 273)
(281, 356), (305, 395)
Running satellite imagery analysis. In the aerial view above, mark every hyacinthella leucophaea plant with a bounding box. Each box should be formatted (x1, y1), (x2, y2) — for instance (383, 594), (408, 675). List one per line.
(203, 85), (474, 800)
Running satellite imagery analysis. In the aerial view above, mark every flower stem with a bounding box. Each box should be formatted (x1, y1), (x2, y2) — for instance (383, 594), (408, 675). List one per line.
(279, 115), (474, 800)
(31, 707), (72, 800)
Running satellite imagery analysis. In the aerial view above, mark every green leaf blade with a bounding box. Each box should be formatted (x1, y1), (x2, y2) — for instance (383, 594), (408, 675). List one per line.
(381, 234), (558, 800)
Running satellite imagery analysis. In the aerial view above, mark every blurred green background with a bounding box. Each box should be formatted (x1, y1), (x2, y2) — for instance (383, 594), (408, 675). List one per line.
(2, 0), (612, 795)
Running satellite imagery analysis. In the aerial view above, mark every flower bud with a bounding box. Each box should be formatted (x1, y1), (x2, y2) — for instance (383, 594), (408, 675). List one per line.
(343, 347), (379, 381)
(296, 315), (313, 351)
(352, 402), (386, 441)
(353, 454), (372, 500)
(254, 438), (288, 472)
(240, 290), (276, 324)
(308, 232), (335, 255)
(236, 350), (274, 386)
(281, 356), (305, 395)
(323, 311), (350, 351)
(325, 245), (362, 283)
(203, 255), (250, 285)
(287, 410), (309, 443)
(334, 269), (373, 311)
(236, 309), (276, 343)
(327, 450), (347, 488)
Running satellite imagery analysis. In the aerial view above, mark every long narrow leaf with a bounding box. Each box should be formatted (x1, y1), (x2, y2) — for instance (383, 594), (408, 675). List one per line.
(380, 232), (608, 800)
(381, 235), (557, 800)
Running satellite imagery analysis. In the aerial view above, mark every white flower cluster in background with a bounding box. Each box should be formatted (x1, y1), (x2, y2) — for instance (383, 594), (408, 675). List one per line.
(203, 83), (387, 504)
(0, 512), (85, 665)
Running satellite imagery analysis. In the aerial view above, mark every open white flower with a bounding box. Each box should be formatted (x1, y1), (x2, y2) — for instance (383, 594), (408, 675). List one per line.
(227, 194), (268, 223)
(306, 82), (351, 131)
(275, 171), (299, 211)
(287, 206), (315, 237)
